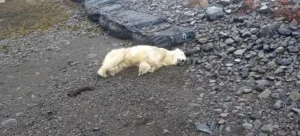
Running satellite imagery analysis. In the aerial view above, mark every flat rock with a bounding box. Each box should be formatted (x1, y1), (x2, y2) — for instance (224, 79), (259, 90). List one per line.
(234, 49), (246, 56)
(277, 28), (292, 36)
(289, 90), (300, 102)
(1, 118), (17, 126)
(205, 6), (224, 21)
(261, 124), (273, 133)
(258, 89), (271, 98)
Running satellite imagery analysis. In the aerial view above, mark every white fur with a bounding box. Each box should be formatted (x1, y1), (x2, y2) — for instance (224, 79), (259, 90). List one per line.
(97, 45), (186, 78)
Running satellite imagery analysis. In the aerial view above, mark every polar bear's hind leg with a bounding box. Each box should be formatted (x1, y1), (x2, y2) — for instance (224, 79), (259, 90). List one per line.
(98, 49), (126, 77)
(138, 61), (151, 76)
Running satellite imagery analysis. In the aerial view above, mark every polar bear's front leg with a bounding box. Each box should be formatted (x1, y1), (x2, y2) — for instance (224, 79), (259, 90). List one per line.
(107, 62), (128, 76)
(149, 64), (163, 73)
(138, 61), (151, 76)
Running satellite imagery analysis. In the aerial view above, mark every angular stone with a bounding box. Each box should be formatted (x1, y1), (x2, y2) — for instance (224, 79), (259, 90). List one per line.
(278, 28), (292, 36)
(1, 119), (17, 126)
(258, 89), (271, 99)
(288, 46), (299, 53)
(289, 90), (300, 102)
(234, 49), (246, 56)
(205, 6), (225, 21)
(261, 124), (273, 133)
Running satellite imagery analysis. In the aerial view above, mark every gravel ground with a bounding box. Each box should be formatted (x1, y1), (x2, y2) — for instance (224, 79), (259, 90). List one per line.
(1, 0), (300, 136)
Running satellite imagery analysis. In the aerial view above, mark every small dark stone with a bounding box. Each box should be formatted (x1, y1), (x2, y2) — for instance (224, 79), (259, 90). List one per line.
(202, 43), (214, 52)
(288, 46), (299, 53)
(277, 28), (292, 36)
(278, 59), (290, 66)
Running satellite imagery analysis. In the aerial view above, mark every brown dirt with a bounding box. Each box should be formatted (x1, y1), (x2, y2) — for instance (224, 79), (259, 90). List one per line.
(0, 0), (77, 40)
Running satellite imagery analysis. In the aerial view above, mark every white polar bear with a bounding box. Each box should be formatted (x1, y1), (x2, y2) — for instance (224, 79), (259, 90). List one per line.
(97, 45), (186, 78)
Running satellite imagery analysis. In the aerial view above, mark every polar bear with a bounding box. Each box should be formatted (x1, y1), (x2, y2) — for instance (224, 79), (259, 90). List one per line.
(97, 45), (186, 78)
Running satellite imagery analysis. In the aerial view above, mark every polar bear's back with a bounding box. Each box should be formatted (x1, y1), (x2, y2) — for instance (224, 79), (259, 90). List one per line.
(125, 45), (163, 64)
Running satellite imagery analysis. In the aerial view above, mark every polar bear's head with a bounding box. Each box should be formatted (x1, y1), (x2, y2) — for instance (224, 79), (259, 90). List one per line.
(171, 48), (186, 66)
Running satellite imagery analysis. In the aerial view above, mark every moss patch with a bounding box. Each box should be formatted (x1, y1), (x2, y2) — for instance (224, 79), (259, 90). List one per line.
(0, 0), (77, 40)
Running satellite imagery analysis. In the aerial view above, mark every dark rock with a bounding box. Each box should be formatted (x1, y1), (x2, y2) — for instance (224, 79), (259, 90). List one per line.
(1, 118), (17, 126)
(202, 42), (214, 51)
(258, 5), (269, 14)
(225, 38), (234, 45)
(274, 46), (285, 54)
(277, 28), (292, 36)
(250, 28), (259, 34)
(273, 100), (283, 110)
(287, 46), (299, 53)
(258, 25), (273, 37)
(195, 121), (212, 135)
(254, 80), (270, 91)
(197, 38), (208, 44)
(218, 0), (231, 6)
(291, 32), (300, 37)
(278, 59), (290, 66)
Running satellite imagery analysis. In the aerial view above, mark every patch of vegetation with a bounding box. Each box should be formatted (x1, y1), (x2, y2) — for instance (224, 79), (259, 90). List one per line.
(0, 0), (77, 40)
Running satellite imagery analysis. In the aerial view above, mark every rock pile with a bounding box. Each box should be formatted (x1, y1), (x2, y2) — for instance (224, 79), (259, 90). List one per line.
(74, 0), (300, 135)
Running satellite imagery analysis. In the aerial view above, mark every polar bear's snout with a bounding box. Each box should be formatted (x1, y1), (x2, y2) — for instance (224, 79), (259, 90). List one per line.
(177, 59), (186, 66)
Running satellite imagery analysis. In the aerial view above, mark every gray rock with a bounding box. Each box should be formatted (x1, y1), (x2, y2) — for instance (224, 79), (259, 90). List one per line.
(225, 38), (234, 45)
(184, 11), (195, 16)
(219, 32), (229, 38)
(261, 124), (273, 133)
(263, 44), (270, 51)
(227, 47), (236, 52)
(205, 6), (224, 21)
(242, 88), (252, 94)
(241, 67), (249, 78)
(88, 53), (97, 59)
(255, 80), (270, 91)
(202, 43), (214, 51)
(273, 100), (283, 110)
(194, 121), (212, 135)
(274, 67), (284, 75)
(241, 30), (251, 38)
(218, 119), (226, 124)
(1, 118), (17, 126)
(292, 108), (300, 114)
(270, 93), (280, 99)
(250, 28), (259, 34)
(188, 103), (201, 109)
(289, 90), (300, 102)
(287, 46), (299, 53)
(253, 120), (262, 128)
(198, 38), (208, 44)
(242, 123), (253, 130)
(218, 0), (231, 6)
(293, 0), (300, 4)
(258, 25), (273, 37)
(267, 60), (277, 69)
(234, 49), (246, 56)
(233, 36), (242, 43)
(278, 28), (292, 36)
(269, 44), (278, 50)
(278, 59), (290, 66)
(274, 46), (285, 54)
(291, 32), (300, 37)
(258, 89), (271, 98)
(258, 5), (269, 14)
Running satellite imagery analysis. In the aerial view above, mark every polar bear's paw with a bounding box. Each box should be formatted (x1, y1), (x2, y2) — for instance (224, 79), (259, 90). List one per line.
(138, 62), (151, 76)
(107, 68), (116, 77)
(97, 67), (109, 78)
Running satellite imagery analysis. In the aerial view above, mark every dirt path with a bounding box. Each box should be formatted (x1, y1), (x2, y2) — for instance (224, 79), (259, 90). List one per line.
(0, 30), (207, 136)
